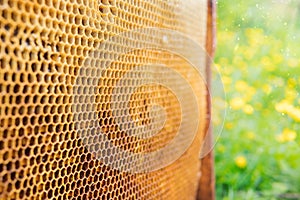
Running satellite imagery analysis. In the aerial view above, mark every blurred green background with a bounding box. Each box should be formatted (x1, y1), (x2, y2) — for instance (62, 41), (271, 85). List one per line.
(214, 0), (300, 199)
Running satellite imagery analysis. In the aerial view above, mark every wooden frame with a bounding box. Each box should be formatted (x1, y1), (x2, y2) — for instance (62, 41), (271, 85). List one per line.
(197, 0), (216, 199)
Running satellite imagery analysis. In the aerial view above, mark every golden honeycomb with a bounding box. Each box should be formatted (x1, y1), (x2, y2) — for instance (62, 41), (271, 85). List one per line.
(0, 0), (208, 199)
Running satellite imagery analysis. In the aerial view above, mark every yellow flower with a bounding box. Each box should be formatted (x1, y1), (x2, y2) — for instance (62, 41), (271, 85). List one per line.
(245, 28), (264, 47)
(244, 86), (256, 101)
(217, 144), (226, 153)
(272, 53), (283, 64)
(286, 109), (300, 122)
(275, 101), (300, 122)
(230, 97), (245, 110)
(246, 132), (255, 140)
(285, 89), (297, 102)
(214, 64), (221, 70)
(225, 122), (233, 130)
(235, 156), (247, 169)
(261, 56), (272, 66)
(243, 104), (254, 114)
(260, 56), (276, 71)
(265, 65), (276, 71)
(222, 76), (232, 85)
(233, 56), (247, 69)
(275, 101), (293, 113)
(261, 56), (276, 71)
(276, 128), (297, 143)
(218, 57), (229, 66)
(243, 48), (256, 60)
(235, 80), (248, 92)
(262, 84), (272, 94)
(218, 31), (235, 43)
(283, 129), (297, 141)
(287, 78), (297, 88)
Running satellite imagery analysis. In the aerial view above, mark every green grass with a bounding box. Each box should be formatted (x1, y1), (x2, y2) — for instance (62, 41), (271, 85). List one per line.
(214, 0), (300, 199)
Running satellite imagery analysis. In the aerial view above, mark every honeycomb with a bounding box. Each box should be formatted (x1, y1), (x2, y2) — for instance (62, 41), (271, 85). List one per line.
(0, 0), (208, 199)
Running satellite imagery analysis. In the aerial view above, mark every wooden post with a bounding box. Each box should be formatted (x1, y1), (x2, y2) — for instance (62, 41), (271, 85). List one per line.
(197, 0), (216, 199)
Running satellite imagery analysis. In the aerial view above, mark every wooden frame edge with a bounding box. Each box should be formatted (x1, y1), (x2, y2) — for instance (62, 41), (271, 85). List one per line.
(196, 0), (216, 199)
